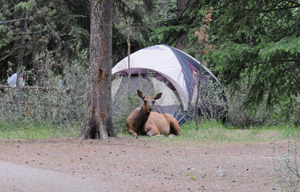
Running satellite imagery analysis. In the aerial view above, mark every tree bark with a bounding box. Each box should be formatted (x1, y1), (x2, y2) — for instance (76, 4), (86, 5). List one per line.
(15, 10), (29, 113)
(17, 11), (29, 88)
(78, 0), (116, 140)
(194, 73), (201, 130)
(127, 27), (131, 98)
(177, 0), (189, 18)
(163, 0), (168, 19)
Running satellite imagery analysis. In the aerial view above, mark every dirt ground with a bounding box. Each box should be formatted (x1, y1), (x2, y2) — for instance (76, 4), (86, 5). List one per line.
(0, 136), (292, 192)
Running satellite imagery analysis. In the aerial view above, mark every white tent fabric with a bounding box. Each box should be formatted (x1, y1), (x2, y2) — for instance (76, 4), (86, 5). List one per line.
(112, 45), (192, 110)
(111, 75), (181, 109)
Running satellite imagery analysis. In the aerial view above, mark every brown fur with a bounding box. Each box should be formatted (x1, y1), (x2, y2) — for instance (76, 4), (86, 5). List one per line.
(126, 90), (181, 137)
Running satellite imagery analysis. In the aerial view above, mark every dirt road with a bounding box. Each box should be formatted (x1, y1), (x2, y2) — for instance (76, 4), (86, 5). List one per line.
(0, 137), (288, 191)
(0, 161), (111, 192)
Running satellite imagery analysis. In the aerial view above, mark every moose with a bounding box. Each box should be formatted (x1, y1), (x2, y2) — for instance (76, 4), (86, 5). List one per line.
(126, 90), (181, 137)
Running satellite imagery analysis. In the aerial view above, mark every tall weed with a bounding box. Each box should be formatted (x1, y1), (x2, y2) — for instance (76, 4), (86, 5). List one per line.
(274, 139), (300, 192)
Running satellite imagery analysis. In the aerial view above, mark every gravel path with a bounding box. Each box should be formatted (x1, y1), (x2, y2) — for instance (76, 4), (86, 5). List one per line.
(0, 137), (292, 192)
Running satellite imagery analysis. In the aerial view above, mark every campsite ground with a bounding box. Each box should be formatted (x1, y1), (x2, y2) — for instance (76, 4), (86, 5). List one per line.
(0, 136), (294, 192)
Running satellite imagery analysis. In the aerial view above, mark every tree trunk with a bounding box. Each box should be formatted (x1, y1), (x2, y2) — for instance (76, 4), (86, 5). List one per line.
(127, 27), (131, 98)
(17, 11), (29, 88)
(194, 74), (201, 130)
(15, 10), (29, 113)
(78, 0), (116, 140)
(163, 0), (168, 19)
(177, 0), (189, 18)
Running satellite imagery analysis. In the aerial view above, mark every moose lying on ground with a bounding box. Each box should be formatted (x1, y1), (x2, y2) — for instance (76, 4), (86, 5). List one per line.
(126, 90), (181, 137)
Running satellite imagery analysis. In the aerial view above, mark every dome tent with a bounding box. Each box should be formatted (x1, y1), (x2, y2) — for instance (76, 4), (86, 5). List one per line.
(112, 44), (227, 124)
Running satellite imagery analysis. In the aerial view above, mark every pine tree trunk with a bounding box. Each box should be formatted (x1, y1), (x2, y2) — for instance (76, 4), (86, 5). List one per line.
(17, 11), (29, 87)
(194, 75), (201, 130)
(78, 0), (116, 140)
(163, 0), (168, 19)
(176, 0), (189, 18)
(127, 27), (131, 98)
(15, 11), (29, 113)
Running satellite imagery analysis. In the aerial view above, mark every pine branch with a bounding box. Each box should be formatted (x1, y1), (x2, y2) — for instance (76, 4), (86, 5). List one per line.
(0, 45), (21, 62)
(0, 18), (26, 24)
(257, 5), (300, 12)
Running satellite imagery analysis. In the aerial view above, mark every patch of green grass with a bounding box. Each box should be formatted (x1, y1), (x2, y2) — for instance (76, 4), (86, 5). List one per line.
(0, 120), (81, 140)
(1, 119), (299, 142)
(174, 120), (300, 143)
(186, 171), (197, 181)
(135, 120), (300, 144)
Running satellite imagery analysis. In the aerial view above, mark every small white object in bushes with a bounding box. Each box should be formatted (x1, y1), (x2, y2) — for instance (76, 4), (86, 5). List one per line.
(7, 73), (25, 87)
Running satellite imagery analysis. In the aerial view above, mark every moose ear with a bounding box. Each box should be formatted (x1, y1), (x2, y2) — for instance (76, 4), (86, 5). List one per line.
(137, 90), (144, 99)
(154, 93), (162, 100)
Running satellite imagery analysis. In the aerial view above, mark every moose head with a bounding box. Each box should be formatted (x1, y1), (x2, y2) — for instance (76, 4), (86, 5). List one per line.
(137, 90), (162, 114)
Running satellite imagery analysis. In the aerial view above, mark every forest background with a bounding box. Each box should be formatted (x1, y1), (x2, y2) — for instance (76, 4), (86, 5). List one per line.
(0, 0), (299, 132)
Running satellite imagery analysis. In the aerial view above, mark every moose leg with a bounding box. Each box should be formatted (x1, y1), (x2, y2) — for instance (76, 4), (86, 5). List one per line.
(164, 114), (181, 135)
(128, 129), (138, 138)
(170, 122), (181, 135)
(146, 129), (160, 137)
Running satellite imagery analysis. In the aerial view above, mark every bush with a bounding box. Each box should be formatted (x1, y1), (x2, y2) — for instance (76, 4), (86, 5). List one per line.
(225, 80), (300, 128)
(0, 50), (88, 129)
(294, 94), (300, 126)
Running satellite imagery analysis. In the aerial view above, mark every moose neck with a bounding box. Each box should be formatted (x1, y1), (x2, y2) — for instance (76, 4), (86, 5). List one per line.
(139, 106), (150, 125)
(134, 106), (151, 134)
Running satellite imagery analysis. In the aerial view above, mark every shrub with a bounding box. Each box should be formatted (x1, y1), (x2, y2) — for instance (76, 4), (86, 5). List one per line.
(294, 94), (300, 126)
(0, 50), (88, 129)
(225, 80), (299, 128)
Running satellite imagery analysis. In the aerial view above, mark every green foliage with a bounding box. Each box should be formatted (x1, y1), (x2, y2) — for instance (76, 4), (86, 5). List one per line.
(0, 0), (158, 81)
(259, 37), (300, 60)
(203, 0), (300, 109)
(0, 0), (90, 81)
(147, 0), (300, 124)
(14, 0), (36, 11)
(112, 0), (156, 64)
(150, 25), (185, 46)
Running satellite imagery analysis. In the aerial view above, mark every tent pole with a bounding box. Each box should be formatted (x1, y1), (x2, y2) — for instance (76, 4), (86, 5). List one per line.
(127, 27), (131, 98)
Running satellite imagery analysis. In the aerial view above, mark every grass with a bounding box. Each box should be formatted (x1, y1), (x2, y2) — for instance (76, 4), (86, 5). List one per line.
(0, 120), (81, 140)
(0, 119), (299, 142)
(141, 120), (300, 144)
(175, 120), (300, 143)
